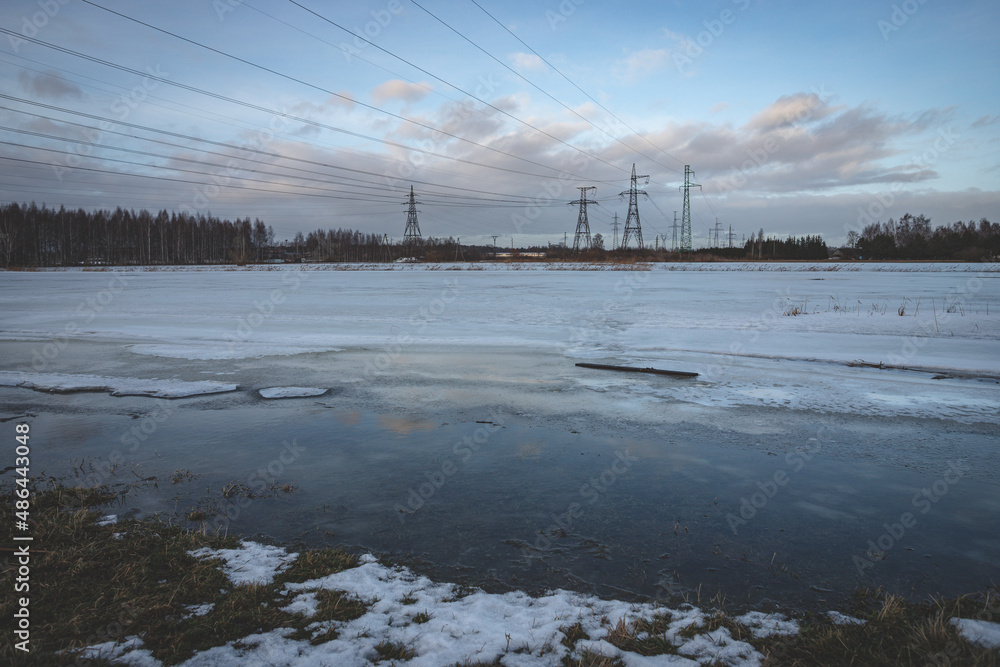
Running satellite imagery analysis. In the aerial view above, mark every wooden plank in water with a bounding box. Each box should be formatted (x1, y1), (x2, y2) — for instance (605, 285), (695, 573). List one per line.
(575, 362), (698, 378)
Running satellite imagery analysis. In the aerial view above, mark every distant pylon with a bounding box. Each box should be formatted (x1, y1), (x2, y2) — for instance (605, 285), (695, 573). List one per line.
(679, 165), (700, 254)
(403, 186), (421, 244)
(619, 163), (649, 250)
(571, 186), (597, 252)
(670, 211), (679, 252)
(611, 213), (620, 249)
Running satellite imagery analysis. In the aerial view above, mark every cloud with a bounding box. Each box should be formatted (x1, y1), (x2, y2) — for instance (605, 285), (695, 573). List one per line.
(509, 52), (546, 73)
(747, 93), (834, 131)
(617, 48), (670, 82)
(972, 114), (999, 128)
(710, 102), (729, 114)
(18, 70), (84, 100)
(371, 80), (432, 105)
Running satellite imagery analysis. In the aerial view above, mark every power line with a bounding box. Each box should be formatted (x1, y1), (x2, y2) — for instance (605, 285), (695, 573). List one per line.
(465, 0), (685, 174)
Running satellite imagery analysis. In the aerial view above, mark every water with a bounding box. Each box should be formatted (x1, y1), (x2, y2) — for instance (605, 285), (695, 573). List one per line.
(5, 378), (998, 613)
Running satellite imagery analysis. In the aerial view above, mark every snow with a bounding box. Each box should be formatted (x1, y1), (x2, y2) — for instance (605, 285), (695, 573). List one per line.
(0, 371), (237, 398)
(951, 618), (1000, 649)
(826, 611), (866, 625)
(258, 386), (328, 398)
(97, 514), (117, 526)
(188, 541), (298, 586)
(734, 611), (799, 638)
(81, 543), (770, 666)
(1, 263), (995, 422)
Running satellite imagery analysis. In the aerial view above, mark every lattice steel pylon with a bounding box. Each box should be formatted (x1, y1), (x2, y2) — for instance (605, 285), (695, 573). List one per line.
(679, 165), (700, 254)
(619, 163), (648, 250)
(570, 186), (597, 252)
(670, 211), (679, 252)
(403, 186), (422, 244)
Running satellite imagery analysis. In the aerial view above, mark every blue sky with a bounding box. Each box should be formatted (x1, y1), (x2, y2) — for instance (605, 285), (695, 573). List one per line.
(1, 0), (997, 246)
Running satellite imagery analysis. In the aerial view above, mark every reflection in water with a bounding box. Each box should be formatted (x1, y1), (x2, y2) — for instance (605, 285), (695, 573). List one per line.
(7, 390), (1000, 613)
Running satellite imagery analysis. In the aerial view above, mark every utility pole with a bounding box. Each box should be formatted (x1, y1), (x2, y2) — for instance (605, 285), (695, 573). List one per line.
(403, 185), (422, 248)
(619, 164), (648, 250)
(570, 186), (597, 252)
(679, 165), (700, 254)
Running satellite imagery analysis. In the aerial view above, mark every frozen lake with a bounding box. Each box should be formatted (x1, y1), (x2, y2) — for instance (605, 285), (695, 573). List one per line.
(1, 262), (998, 610)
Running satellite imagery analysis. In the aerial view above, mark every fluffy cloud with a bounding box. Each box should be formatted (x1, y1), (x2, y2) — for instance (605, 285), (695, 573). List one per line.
(509, 52), (546, 73)
(371, 80), (432, 105)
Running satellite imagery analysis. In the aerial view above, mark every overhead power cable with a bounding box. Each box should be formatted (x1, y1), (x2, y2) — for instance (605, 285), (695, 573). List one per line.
(0, 27), (591, 184)
(79, 0), (624, 178)
(465, 0), (686, 174)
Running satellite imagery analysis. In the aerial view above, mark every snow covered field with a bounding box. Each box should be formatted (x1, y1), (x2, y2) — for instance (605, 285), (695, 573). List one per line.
(1, 262), (999, 664)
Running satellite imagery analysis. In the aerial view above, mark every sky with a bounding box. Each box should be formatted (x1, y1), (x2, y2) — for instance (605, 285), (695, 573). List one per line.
(0, 0), (998, 247)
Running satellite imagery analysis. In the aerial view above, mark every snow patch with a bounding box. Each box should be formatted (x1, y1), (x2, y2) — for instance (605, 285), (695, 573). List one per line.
(0, 371), (237, 398)
(734, 611), (800, 638)
(951, 617), (1000, 649)
(188, 541), (297, 586)
(259, 386), (328, 399)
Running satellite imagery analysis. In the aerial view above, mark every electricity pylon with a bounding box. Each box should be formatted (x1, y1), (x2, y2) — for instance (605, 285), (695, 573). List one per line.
(619, 163), (648, 250)
(679, 165), (700, 254)
(670, 211), (679, 252)
(403, 186), (421, 244)
(571, 186), (597, 252)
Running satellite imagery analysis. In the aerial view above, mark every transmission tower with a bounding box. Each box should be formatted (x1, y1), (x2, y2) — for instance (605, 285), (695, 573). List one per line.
(611, 213), (620, 249)
(403, 185), (422, 244)
(619, 163), (649, 250)
(712, 218), (724, 247)
(679, 165), (700, 254)
(670, 211), (679, 252)
(570, 186), (597, 252)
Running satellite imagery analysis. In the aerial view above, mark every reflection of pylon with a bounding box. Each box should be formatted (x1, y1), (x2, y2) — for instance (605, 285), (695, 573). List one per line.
(619, 163), (648, 250)
(679, 165), (700, 254)
(403, 186), (421, 244)
(571, 186), (597, 252)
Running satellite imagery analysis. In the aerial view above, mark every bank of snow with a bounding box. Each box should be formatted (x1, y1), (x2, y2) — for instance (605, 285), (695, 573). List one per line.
(0, 371), (237, 397)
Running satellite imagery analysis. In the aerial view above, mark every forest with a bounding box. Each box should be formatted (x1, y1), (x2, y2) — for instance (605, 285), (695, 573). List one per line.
(0, 203), (996, 267)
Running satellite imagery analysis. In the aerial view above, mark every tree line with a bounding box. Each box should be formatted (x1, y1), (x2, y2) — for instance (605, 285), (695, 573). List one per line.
(0, 203), (276, 267)
(854, 213), (998, 261)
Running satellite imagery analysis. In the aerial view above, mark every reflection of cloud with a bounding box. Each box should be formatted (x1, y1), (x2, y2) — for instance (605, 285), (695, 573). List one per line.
(515, 440), (545, 460)
(377, 415), (436, 435)
(19, 70), (84, 100)
(336, 410), (361, 427)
